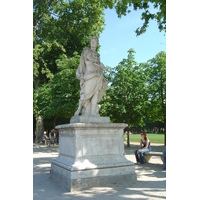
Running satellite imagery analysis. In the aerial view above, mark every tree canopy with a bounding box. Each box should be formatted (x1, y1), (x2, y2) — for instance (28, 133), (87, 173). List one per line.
(100, 50), (166, 146)
(99, 0), (166, 36)
(114, 0), (166, 36)
(33, 0), (106, 141)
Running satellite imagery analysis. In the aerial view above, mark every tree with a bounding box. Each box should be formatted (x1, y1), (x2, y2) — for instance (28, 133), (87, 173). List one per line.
(33, 0), (106, 142)
(146, 51), (166, 144)
(101, 50), (166, 146)
(33, 38), (66, 142)
(34, 0), (105, 54)
(100, 49), (148, 147)
(35, 53), (81, 126)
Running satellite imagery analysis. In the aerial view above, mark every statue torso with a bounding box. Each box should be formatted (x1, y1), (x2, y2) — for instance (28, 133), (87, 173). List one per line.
(83, 48), (101, 74)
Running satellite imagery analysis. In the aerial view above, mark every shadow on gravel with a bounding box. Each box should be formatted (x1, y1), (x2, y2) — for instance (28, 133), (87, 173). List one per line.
(33, 143), (166, 200)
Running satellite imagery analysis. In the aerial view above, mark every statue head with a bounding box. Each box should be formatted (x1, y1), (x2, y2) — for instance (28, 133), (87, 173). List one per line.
(89, 36), (99, 50)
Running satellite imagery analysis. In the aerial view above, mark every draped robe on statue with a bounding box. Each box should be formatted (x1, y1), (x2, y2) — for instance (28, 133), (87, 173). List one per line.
(76, 48), (108, 115)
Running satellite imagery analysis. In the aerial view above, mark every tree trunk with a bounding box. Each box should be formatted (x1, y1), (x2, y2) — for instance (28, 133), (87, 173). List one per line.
(126, 112), (130, 147)
(34, 77), (44, 143)
(164, 117), (166, 145)
(36, 114), (44, 143)
(127, 131), (130, 147)
(54, 116), (57, 128)
(160, 71), (166, 145)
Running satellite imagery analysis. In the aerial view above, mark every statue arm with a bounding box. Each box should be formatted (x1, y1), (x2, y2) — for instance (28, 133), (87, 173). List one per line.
(76, 51), (87, 80)
(99, 63), (111, 73)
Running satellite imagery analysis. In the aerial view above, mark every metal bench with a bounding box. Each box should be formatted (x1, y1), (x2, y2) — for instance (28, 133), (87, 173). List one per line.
(144, 151), (164, 163)
(51, 138), (58, 146)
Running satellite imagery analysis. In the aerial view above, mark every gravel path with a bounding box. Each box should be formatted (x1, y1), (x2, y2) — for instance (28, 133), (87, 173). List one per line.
(33, 143), (166, 200)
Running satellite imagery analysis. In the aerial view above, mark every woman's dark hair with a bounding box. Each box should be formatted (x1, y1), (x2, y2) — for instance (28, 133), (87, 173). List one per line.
(141, 132), (147, 140)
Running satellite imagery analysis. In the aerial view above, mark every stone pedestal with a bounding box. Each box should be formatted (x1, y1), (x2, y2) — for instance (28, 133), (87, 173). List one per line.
(50, 122), (137, 191)
(70, 116), (110, 124)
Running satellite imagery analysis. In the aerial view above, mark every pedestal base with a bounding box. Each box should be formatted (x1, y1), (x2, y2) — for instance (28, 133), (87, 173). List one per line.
(50, 123), (137, 191)
(51, 163), (137, 191)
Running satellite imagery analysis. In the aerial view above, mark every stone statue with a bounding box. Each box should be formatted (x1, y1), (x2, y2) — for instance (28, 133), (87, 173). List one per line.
(74, 36), (109, 117)
(52, 37), (136, 191)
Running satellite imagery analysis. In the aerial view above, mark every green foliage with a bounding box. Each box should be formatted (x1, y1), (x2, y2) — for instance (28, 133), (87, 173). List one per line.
(100, 50), (166, 129)
(33, 0), (106, 128)
(145, 51), (166, 123)
(33, 39), (66, 85)
(34, 0), (105, 54)
(35, 54), (81, 120)
(100, 48), (147, 128)
(103, 0), (166, 36)
(100, 49), (166, 148)
(33, 0), (106, 86)
(33, 0), (166, 133)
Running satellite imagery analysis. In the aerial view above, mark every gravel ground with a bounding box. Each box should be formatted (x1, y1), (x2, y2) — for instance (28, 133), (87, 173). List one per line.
(33, 143), (166, 200)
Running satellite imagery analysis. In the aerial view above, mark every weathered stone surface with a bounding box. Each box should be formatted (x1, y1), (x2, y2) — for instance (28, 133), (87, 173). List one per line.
(50, 123), (137, 191)
(70, 116), (110, 124)
(73, 36), (110, 117)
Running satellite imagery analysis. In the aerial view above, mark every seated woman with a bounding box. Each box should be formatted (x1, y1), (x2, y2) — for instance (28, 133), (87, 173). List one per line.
(134, 132), (151, 164)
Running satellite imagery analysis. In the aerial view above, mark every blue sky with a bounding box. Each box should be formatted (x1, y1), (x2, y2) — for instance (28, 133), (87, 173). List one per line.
(99, 7), (166, 68)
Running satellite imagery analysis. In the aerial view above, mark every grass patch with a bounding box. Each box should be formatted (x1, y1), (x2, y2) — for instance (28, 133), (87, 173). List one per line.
(124, 133), (164, 144)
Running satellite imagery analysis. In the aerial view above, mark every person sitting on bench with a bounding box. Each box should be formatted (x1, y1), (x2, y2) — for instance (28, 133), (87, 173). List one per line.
(134, 132), (151, 164)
